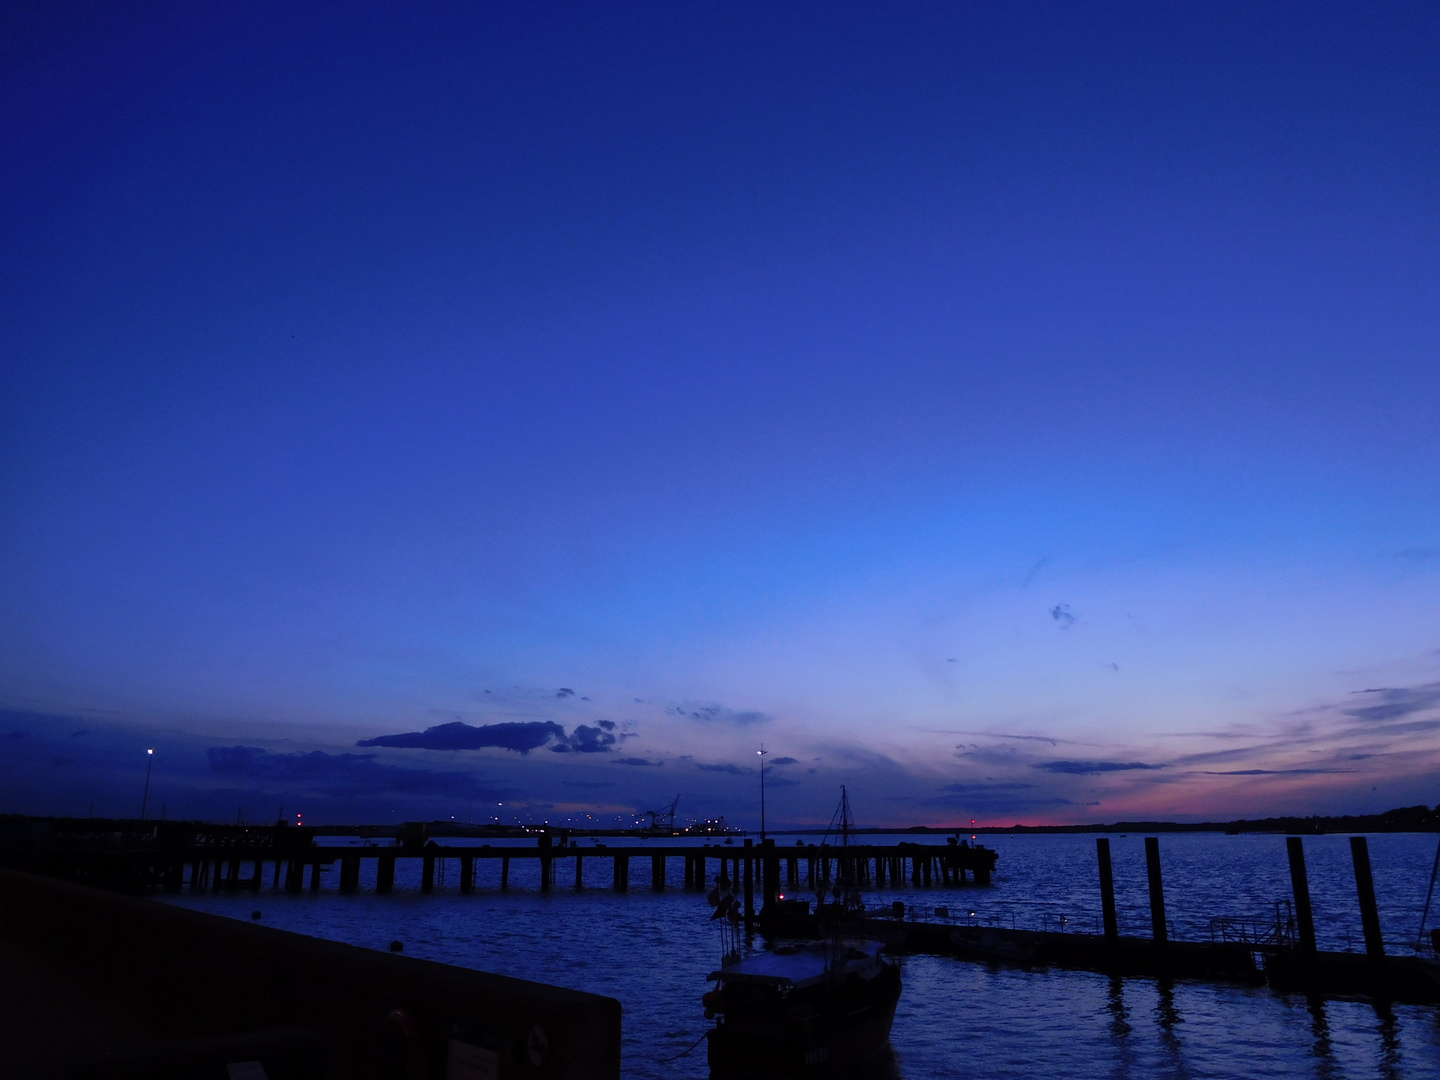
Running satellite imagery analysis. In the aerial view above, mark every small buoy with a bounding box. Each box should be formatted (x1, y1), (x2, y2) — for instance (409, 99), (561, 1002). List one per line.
(250, 910), (262, 920)
(389, 939), (404, 952)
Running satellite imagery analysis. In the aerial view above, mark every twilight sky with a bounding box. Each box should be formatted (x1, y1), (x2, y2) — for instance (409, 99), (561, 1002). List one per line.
(3, 2), (1439, 827)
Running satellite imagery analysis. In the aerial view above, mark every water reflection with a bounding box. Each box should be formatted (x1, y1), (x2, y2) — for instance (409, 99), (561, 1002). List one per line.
(1153, 979), (1187, 1076)
(1305, 995), (1338, 1079)
(1106, 975), (1135, 1079)
(1372, 1000), (1403, 1080)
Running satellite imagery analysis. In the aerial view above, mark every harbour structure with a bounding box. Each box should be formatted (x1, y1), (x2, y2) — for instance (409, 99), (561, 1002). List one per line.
(0, 817), (999, 905)
(0, 864), (622, 1078)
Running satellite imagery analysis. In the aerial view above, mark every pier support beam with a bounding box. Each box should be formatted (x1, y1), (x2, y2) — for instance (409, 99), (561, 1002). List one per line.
(539, 836), (552, 894)
(421, 851), (435, 894)
(1144, 837), (1167, 946)
(651, 854), (666, 891)
(1097, 838), (1119, 944)
(376, 853), (395, 894)
(575, 854), (584, 890)
(309, 858), (321, 893)
(1285, 837), (1317, 955)
(613, 855), (628, 892)
(460, 854), (474, 894)
(1350, 836), (1385, 958)
(339, 854), (359, 894)
(500, 855), (510, 890)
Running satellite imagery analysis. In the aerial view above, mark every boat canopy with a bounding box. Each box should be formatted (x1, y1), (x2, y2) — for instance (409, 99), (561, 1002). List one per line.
(707, 940), (885, 987)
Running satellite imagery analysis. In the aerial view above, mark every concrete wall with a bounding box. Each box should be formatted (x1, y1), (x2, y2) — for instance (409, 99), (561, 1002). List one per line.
(0, 868), (621, 1080)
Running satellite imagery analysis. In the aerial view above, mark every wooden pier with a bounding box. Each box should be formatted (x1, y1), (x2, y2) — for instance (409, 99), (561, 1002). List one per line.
(0, 819), (999, 925)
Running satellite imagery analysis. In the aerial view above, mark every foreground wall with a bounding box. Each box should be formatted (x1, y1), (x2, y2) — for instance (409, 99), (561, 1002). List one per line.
(0, 868), (621, 1079)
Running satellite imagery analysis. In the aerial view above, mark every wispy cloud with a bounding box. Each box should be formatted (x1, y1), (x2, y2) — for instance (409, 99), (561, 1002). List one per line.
(1343, 683), (1440, 724)
(1050, 603), (1075, 629)
(1034, 760), (1163, 775)
(667, 704), (770, 725)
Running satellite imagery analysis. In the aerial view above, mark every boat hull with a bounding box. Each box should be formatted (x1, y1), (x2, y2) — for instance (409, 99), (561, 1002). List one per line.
(707, 962), (901, 1078)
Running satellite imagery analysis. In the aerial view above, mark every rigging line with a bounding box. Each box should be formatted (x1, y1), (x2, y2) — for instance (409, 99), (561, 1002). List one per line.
(1416, 833), (1440, 950)
(657, 1029), (710, 1064)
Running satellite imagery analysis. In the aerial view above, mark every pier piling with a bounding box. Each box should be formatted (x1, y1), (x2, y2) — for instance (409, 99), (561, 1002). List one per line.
(421, 851), (435, 894)
(460, 853), (474, 894)
(1285, 837), (1317, 954)
(1349, 836), (1385, 958)
(1144, 837), (1167, 946)
(1097, 838), (1119, 943)
(651, 854), (665, 891)
(376, 852), (395, 894)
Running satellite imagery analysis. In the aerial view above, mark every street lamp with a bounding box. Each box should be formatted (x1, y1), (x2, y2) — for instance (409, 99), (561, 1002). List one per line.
(140, 748), (155, 821)
(757, 745), (768, 840)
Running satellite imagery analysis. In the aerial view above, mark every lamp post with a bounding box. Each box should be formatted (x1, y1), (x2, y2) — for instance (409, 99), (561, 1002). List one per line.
(140, 748), (155, 821)
(757, 745), (768, 840)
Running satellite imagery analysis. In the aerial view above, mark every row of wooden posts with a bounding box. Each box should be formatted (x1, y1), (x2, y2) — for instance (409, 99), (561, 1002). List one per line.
(180, 837), (994, 919)
(1098, 834), (1388, 957)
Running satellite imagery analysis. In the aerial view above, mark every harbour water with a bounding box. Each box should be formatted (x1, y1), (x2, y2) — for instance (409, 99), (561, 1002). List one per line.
(166, 831), (1440, 1078)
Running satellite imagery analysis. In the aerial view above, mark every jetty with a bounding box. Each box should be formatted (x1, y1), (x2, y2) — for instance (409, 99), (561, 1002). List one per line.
(0, 817), (997, 913)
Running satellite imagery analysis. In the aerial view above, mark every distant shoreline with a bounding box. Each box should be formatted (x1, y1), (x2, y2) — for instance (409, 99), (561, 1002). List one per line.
(8, 804), (1436, 838)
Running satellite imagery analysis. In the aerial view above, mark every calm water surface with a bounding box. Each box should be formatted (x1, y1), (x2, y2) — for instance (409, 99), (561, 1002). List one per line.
(167, 832), (1440, 1078)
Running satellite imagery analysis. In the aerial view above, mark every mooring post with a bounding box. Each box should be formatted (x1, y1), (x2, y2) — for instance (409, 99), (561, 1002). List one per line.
(538, 835), (552, 894)
(743, 839), (754, 925)
(1097, 838), (1119, 944)
(1285, 836), (1317, 955)
(460, 853), (475, 894)
(1144, 837), (1167, 946)
(1349, 836), (1385, 958)
(376, 852), (395, 894)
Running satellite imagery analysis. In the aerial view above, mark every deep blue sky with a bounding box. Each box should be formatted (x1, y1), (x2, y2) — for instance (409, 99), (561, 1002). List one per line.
(3, 2), (1438, 826)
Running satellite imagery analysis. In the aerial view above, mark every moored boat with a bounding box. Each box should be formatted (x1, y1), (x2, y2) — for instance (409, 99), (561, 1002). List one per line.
(704, 785), (902, 1077)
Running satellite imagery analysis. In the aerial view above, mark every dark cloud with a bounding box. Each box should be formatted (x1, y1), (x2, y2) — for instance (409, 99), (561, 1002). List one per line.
(550, 724), (616, 754)
(596, 720), (616, 730)
(695, 762), (746, 775)
(771, 756), (798, 766)
(1050, 603), (1075, 628)
(614, 757), (662, 767)
(1344, 683), (1440, 724)
(206, 746), (502, 800)
(1034, 760), (1162, 775)
(667, 704), (770, 725)
(561, 780), (615, 790)
(358, 720), (564, 753)
(556, 688), (575, 698)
